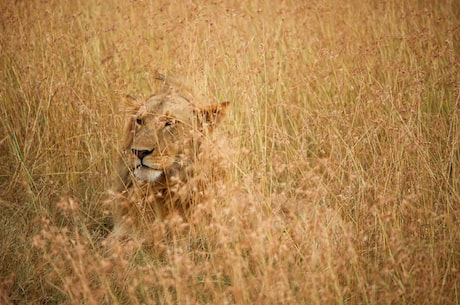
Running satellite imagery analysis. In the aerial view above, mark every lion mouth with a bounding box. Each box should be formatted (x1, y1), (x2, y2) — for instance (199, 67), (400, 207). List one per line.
(133, 164), (163, 182)
(136, 163), (160, 170)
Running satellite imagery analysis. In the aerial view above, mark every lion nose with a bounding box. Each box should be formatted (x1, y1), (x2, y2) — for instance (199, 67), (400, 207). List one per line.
(132, 149), (153, 160)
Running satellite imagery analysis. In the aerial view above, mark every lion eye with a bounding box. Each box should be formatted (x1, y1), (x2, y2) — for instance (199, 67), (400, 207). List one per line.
(136, 118), (144, 125)
(164, 119), (175, 127)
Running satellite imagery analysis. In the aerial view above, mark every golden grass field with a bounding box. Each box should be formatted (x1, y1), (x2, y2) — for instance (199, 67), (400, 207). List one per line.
(1, 0), (459, 304)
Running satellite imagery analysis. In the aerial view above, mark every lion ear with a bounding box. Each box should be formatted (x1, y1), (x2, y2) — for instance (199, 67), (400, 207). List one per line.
(124, 94), (138, 109)
(196, 101), (230, 128)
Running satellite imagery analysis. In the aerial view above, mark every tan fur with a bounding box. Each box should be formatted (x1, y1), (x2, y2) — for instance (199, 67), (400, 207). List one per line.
(109, 77), (229, 241)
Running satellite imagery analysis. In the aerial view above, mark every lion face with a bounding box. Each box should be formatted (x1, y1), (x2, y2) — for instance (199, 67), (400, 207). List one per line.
(118, 91), (228, 187)
(129, 93), (196, 183)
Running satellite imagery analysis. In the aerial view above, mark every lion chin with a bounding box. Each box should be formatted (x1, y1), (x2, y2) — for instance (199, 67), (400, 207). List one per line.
(133, 165), (163, 182)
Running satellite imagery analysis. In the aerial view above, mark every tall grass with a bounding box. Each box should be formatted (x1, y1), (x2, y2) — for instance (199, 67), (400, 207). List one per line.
(1, 0), (458, 304)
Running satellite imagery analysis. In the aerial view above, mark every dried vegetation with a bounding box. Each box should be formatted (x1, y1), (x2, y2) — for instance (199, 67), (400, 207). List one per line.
(0, 1), (458, 304)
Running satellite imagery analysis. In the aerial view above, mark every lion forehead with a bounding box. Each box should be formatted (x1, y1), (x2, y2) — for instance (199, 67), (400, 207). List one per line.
(141, 94), (193, 122)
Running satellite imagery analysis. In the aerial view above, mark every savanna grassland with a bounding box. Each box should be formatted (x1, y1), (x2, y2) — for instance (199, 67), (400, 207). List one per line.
(0, 1), (458, 304)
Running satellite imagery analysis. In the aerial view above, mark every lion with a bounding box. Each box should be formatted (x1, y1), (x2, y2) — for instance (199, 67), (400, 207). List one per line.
(109, 76), (229, 241)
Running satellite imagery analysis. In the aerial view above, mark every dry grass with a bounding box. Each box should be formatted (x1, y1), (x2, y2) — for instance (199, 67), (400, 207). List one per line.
(1, 0), (459, 304)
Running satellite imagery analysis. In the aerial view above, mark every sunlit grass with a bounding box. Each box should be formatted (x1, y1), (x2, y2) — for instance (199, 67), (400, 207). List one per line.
(0, 1), (458, 304)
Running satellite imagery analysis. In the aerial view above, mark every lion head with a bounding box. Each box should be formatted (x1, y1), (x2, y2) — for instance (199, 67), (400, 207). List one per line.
(111, 77), (228, 234)
(116, 93), (228, 187)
